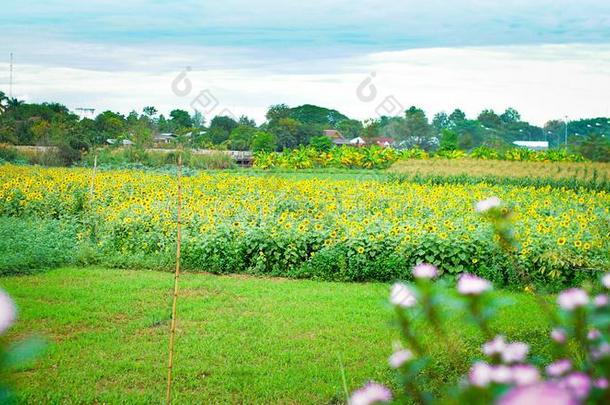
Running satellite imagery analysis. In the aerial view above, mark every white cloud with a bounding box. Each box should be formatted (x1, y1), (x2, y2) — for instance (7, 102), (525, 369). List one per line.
(1, 43), (610, 125)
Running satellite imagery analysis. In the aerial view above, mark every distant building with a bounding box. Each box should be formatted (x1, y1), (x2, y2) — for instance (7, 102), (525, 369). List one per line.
(375, 137), (395, 148)
(153, 133), (176, 144)
(106, 139), (133, 146)
(323, 129), (350, 146)
(349, 137), (366, 146)
(513, 141), (549, 151)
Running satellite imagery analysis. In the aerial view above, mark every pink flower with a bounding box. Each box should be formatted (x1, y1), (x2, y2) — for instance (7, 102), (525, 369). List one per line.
(482, 335), (507, 357)
(457, 274), (492, 295)
(491, 365), (514, 384)
(602, 273), (610, 289)
(389, 283), (416, 308)
(546, 359), (571, 377)
(469, 361), (493, 387)
(498, 382), (577, 405)
(562, 372), (592, 400)
(594, 294), (608, 307)
(388, 349), (413, 369)
(475, 197), (502, 213)
(412, 263), (438, 279)
(594, 378), (609, 390)
(349, 382), (392, 405)
(551, 328), (567, 344)
(512, 364), (540, 386)
(0, 289), (16, 335)
(588, 329), (601, 341)
(591, 342), (610, 360)
(501, 342), (529, 364)
(557, 288), (588, 310)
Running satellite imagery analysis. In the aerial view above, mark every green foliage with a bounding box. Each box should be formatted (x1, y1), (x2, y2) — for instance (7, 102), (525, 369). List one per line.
(309, 135), (333, 152)
(0, 217), (82, 275)
(439, 129), (458, 152)
(251, 131), (277, 152)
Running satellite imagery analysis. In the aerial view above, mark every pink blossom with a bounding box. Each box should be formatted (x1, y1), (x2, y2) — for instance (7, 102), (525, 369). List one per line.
(457, 274), (492, 295)
(388, 349), (413, 369)
(557, 288), (588, 310)
(498, 382), (578, 405)
(546, 359), (571, 377)
(475, 197), (502, 213)
(501, 342), (529, 364)
(482, 335), (507, 357)
(562, 372), (592, 400)
(591, 342), (610, 360)
(491, 365), (514, 384)
(551, 328), (567, 344)
(594, 294), (608, 307)
(512, 364), (540, 386)
(469, 361), (493, 387)
(349, 382), (392, 405)
(588, 329), (601, 341)
(594, 378), (609, 390)
(389, 283), (417, 308)
(412, 263), (438, 279)
(0, 289), (16, 335)
(602, 273), (610, 289)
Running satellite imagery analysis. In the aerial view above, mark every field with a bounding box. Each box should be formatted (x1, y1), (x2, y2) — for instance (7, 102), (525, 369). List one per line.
(390, 158), (610, 184)
(1, 159), (609, 403)
(1, 165), (609, 289)
(2, 267), (551, 403)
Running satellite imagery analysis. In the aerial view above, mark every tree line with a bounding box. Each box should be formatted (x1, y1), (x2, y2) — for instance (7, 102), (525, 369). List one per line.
(1, 91), (609, 162)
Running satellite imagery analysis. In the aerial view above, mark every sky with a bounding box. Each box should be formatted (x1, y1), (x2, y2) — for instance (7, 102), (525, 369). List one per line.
(1, 0), (610, 125)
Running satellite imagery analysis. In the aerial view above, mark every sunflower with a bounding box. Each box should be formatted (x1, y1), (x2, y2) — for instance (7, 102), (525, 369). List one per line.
(557, 237), (567, 246)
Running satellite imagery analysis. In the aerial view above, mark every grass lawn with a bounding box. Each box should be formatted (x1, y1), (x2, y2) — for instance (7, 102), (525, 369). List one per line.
(2, 268), (552, 404)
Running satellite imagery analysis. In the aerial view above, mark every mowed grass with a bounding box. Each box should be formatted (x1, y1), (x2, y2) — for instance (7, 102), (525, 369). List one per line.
(2, 268), (552, 404)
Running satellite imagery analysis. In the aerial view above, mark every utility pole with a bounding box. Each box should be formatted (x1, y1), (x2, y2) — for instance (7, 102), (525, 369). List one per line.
(9, 53), (13, 99)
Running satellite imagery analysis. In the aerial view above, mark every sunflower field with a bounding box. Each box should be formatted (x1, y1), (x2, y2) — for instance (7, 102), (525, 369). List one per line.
(0, 165), (608, 289)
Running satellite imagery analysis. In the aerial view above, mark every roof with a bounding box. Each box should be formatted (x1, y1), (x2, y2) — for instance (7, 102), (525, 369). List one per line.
(513, 141), (549, 149)
(350, 137), (366, 145)
(323, 129), (344, 140)
(376, 137), (395, 144)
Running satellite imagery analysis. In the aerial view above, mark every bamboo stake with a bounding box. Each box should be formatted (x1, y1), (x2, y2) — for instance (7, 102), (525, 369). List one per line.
(166, 153), (182, 404)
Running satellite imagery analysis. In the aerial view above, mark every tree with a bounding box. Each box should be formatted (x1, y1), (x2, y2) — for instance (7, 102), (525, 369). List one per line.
(574, 133), (610, 162)
(401, 106), (435, 150)
(229, 125), (256, 150)
(0, 91), (8, 114)
(432, 112), (451, 132)
(210, 115), (238, 134)
(142, 106), (158, 118)
(439, 129), (458, 151)
(309, 135), (333, 152)
(265, 104), (291, 123)
(169, 109), (193, 130)
(238, 115), (256, 127)
(273, 117), (300, 150)
(477, 109), (502, 129)
(448, 109), (466, 124)
(251, 131), (277, 152)
(500, 108), (521, 124)
(192, 110), (205, 129)
(337, 119), (363, 138)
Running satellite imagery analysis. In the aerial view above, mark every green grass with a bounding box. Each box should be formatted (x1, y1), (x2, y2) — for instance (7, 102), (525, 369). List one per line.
(1, 267), (554, 403)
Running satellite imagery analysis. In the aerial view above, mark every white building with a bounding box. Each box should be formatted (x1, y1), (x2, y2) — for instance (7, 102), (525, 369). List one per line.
(512, 141), (549, 151)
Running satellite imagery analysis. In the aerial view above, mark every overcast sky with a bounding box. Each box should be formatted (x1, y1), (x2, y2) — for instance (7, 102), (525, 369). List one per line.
(1, 0), (610, 125)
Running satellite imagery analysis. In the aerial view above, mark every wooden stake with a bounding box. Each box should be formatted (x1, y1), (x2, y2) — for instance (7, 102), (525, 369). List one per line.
(166, 153), (182, 404)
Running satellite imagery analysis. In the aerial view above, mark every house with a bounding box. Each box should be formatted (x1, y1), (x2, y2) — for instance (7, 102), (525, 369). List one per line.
(513, 141), (549, 151)
(153, 133), (176, 144)
(375, 137), (395, 148)
(349, 137), (366, 146)
(106, 139), (133, 146)
(323, 129), (350, 146)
